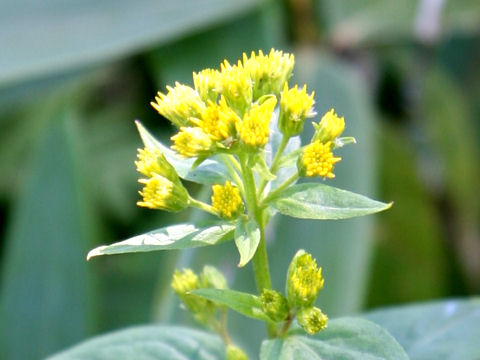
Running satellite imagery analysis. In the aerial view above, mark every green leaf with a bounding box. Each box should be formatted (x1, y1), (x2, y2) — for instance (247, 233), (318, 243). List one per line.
(234, 217), (261, 267)
(260, 317), (408, 360)
(87, 222), (235, 259)
(135, 120), (229, 185)
(48, 325), (225, 360)
(0, 104), (95, 359)
(365, 299), (480, 360)
(269, 183), (392, 220)
(190, 288), (270, 321)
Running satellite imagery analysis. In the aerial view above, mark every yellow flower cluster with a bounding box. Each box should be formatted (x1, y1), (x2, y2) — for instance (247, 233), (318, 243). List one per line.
(301, 141), (341, 178)
(151, 49), (295, 157)
(279, 84), (316, 136)
(135, 147), (189, 211)
(287, 250), (324, 308)
(300, 108), (345, 178)
(211, 181), (244, 219)
(297, 307), (328, 335)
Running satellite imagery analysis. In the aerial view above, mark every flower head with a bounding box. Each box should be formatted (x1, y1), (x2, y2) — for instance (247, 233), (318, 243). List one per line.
(236, 97), (277, 149)
(219, 60), (252, 114)
(190, 97), (239, 143)
(193, 68), (220, 103)
(151, 82), (205, 127)
(313, 108), (345, 143)
(226, 345), (249, 360)
(286, 250), (324, 308)
(279, 84), (316, 136)
(297, 307), (328, 335)
(211, 181), (244, 219)
(135, 147), (177, 180)
(171, 127), (214, 157)
(299, 141), (341, 178)
(137, 174), (189, 212)
(260, 289), (289, 322)
(243, 49), (295, 99)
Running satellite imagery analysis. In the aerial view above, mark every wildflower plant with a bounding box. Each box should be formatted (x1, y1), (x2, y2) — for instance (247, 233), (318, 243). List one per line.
(85, 49), (406, 359)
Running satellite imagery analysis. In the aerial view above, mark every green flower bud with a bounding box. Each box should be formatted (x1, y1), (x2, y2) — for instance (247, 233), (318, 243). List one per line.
(260, 289), (289, 322)
(286, 250), (324, 309)
(137, 174), (189, 212)
(226, 344), (249, 360)
(297, 306), (328, 335)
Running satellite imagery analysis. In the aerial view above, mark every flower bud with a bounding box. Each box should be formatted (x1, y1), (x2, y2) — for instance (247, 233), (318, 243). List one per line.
(260, 289), (289, 322)
(211, 181), (244, 220)
(171, 127), (214, 158)
(151, 82), (205, 127)
(243, 49), (295, 100)
(278, 84), (316, 137)
(236, 97), (277, 150)
(135, 147), (178, 181)
(219, 60), (252, 115)
(286, 250), (324, 308)
(297, 307), (328, 335)
(226, 344), (249, 360)
(298, 140), (341, 178)
(193, 68), (220, 103)
(312, 108), (345, 143)
(137, 174), (189, 212)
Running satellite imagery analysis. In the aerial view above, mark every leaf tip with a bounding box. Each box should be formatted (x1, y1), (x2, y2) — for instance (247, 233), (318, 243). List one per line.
(86, 246), (105, 261)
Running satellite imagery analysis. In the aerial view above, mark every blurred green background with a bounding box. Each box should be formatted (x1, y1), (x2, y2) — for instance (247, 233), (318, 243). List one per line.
(1, 0), (479, 358)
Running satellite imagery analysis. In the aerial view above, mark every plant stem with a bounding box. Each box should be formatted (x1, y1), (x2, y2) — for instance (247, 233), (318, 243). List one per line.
(219, 154), (245, 196)
(261, 173), (299, 206)
(188, 196), (218, 216)
(257, 135), (290, 197)
(239, 153), (276, 337)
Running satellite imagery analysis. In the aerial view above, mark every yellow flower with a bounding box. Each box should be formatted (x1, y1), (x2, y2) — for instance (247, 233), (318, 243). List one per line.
(219, 60), (252, 114)
(279, 84), (316, 136)
(172, 268), (199, 296)
(211, 181), (244, 219)
(193, 68), (220, 103)
(243, 49), (295, 99)
(151, 82), (205, 127)
(313, 108), (345, 143)
(171, 127), (213, 157)
(299, 141), (341, 178)
(236, 97), (277, 149)
(135, 147), (177, 180)
(286, 250), (324, 308)
(297, 307), (328, 335)
(190, 97), (239, 142)
(137, 174), (189, 212)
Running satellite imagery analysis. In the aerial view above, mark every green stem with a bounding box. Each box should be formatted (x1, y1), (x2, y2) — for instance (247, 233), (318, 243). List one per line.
(239, 153), (276, 337)
(219, 155), (245, 196)
(188, 196), (218, 216)
(261, 173), (299, 207)
(257, 135), (290, 197)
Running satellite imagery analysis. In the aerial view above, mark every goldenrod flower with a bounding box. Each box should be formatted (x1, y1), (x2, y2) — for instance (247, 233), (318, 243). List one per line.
(236, 97), (277, 149)
(135, 147), (177, 180)
(313, 108), (345, 143)
(299, 141), (341, 178)
(151, 82), (205, 127)
(193, 68), (220, 103)
(297, 307), (328, 335)
(211, 181), (244, 219)
(279, 84), (316, 136)
(286, 250), (324, 308)
(260, 289), (289, 322)
(219, 60), (252, 114)
(243, 49), (295, 99)
(172, 268), (200, 296)
(171, 127), (213, 157)
(137, 174), (188, 212)
(190, 97), (239, 142)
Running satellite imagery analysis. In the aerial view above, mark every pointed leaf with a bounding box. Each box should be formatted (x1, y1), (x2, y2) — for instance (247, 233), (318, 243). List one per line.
(48, 325), (224, 360)
(234, 217), (261, 267)
(260, 317), (408, 360)
(87, 222), (235, 260)
(191, 288), (270, 322)
(268, 183), (392, 220)
(135, 121), (229, 185)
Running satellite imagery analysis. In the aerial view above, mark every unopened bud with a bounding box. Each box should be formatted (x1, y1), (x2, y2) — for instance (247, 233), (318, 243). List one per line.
(297, 306), (328, 335)
(260, 289), (289, 322)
